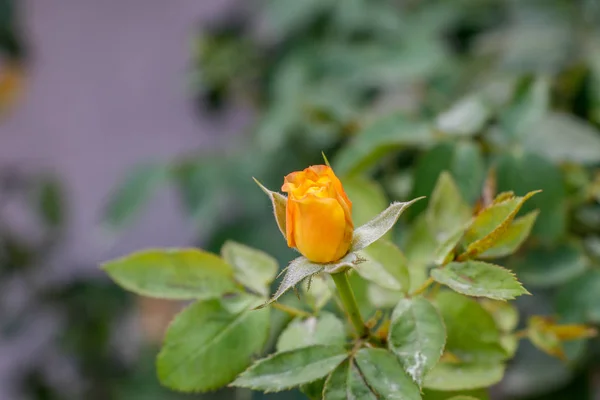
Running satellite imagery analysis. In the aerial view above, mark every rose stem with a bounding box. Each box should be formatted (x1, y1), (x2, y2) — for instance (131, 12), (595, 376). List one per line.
(331, 271), (368, 337)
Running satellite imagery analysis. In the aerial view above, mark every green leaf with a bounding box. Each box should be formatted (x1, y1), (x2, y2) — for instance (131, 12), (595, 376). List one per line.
(342, 176), (388, 227)
(102, 248), (238, 299)
(388, 297), (446, 385)
(423, 362), (505, 391)
(461, 191), (539, 259)
(321, 35), (447, 88)
(423, 389), (489, 400)
(450, 142), (486, 206)
(436, 95), (490, 137)
(556, 270), (600, 324)
(231, 345), (348, 392)
(500, 76), (550, 141)
(323, 359), (376, 400)
(431, 261), (528, 300)
(496, 152), (567, 244)
(354, 348), (422, 400)
(356, 239), (410, 292)
(426, 172), (472, 242)
(500, 335), (518, 358)
(404, 215), (439, 290)
(513, 242), (589, 288)
(276, 312), (346, 352)
(410, 144), (455, 217)
(301, 378), (327, 400)
(434, 225), (467, 266)
(411, 142), (485, 215)
(368, 283), (404, 309)
(434, 291), (506, 362)
(479, 299), (519, 333)
(525, 112), (600, 164)
(351, 198), (425, 252)
(261, 256), (324, 307)
(478, 211), (538, 259)
(103, 162), (168, 230)
(156, 296), (270, 392)
(333, 113), (434, 176)
(253, 178), (287, 239)
(221, 241), (278, 297)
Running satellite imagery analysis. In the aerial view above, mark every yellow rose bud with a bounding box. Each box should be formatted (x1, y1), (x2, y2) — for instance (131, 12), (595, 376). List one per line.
(281, 165), (353, 263)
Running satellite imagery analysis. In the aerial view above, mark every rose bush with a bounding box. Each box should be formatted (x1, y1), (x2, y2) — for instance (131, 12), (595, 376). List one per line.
(103, 159), (597, 399)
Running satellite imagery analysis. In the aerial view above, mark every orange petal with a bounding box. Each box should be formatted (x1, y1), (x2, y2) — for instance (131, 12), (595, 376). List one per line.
(291, 196), (350, 263)
(285, 196), (297, 248)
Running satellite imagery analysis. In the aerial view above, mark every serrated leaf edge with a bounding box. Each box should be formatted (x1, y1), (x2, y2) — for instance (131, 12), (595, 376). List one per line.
(459, 190), (541, 260)
(253, 177), (287, 239)
(351, 197), (425, 252)
(431, 261), (530, 301)
(230, 345), (349, 393)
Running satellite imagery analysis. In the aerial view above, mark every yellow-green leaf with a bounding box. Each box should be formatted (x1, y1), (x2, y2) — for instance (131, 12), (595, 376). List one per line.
(527, 316), (566, 360)
(460, 191), (540, 260)
(478, 210), (539, 259)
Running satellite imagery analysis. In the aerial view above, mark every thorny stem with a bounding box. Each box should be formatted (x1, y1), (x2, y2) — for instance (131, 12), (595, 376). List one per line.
(331, 271), (368, 338)
(271, 302), (312, 318)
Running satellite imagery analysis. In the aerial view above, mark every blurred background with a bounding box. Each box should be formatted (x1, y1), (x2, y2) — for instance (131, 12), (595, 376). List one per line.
(1, 0), (600, 399)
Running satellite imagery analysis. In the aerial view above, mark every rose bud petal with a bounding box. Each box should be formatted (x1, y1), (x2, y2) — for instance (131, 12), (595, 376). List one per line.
(281, 165), (353, 263)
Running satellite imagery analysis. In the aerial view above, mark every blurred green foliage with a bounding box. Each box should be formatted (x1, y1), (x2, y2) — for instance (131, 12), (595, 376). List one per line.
(0, 167), (195, 400)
